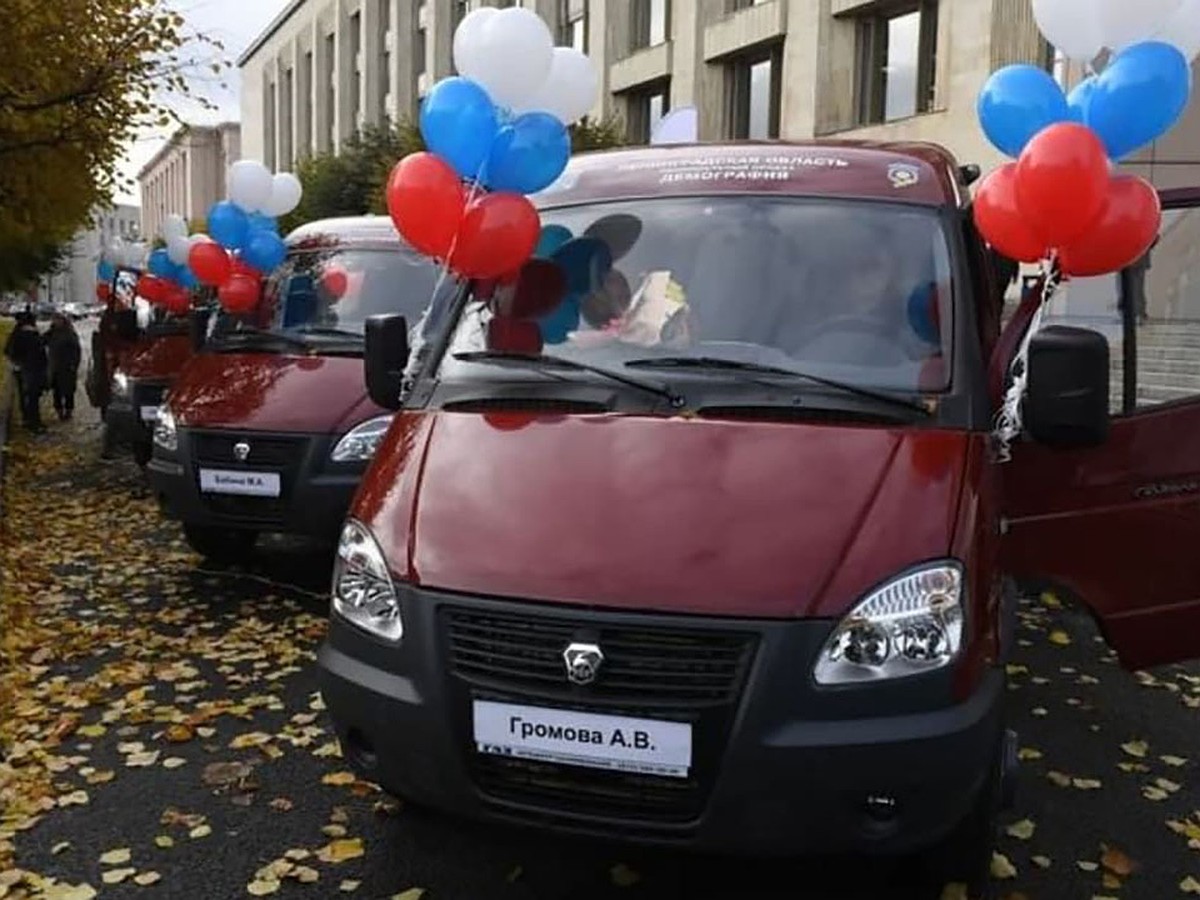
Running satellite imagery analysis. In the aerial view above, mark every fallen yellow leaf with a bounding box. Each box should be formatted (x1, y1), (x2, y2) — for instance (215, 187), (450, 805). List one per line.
(1041, 591), (1061, 608)
(322, 771), (357, 786)
(1162, 755), (1189, 767)
(322, 824), (348, 838)
(189, 824), (212, 839)
(58, 790), (89, 807)
(1121, 741), (1149, 759)
(52, 841), (71, 855)
(41, 884), (97, 900)
(1032, 855), (1052, 869)
(134, 872), (161, 886)
(1102, 872), (1122, 889)
(154, 835), (174, 848)
(1144, 786), (1170, 801)
(1017, 747), (1043, 761)
(1047, 771), (1072, 787)
(246, 878), (280, 896)
(99, 848), (131, 866)
(165, 724), (194, 743)
(1006, 819), (1036, 840)
(1181, 875), (1200, 894)
(990, 852), (1017, 879)
(316, 838), (364, 863)
(390, 890), (424, 900)
(1073, 778), (1102, 790)
(1156, 777), (1182, 793)
(77, 724), (106, 738)
(101, 868), (136, 885)
(340, 881), (361, 893)
(230, 732), (272, 750)
(1077, 860), (1099, 871)
(294, 866), (320, 884)
(162, 757), (187, 769)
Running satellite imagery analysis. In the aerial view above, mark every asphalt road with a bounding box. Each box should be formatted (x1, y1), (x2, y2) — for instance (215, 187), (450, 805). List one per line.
(3, 401), (1200, 900)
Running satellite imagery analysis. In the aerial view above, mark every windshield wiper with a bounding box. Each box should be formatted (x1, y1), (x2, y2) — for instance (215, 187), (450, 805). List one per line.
(624, 356), (932, 417)
(213, 328), (316, 352)
(453, 350), (685, 407)
(291, 326), (363, 339)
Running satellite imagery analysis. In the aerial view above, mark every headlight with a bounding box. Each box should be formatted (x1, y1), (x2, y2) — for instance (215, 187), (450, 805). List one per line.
(330, 414), (394, 462)
(111, 372), (130, 398)
(153, 405), (178, 452)
(814, 562), (964, 685)
(332, 519), (402, 642)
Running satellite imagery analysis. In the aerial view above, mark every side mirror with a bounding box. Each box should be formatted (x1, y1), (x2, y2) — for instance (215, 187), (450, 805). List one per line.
(364, 314), (410, 411)
(1025, 325), (1110, 449)
(115, 309), (140, 341)
(189, 307), (211, 352)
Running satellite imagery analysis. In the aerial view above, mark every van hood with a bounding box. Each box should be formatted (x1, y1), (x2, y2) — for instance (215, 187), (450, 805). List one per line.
(120, 334), (193, 381)
(361, 412), (970, 619)
(167, 352), (381, 433)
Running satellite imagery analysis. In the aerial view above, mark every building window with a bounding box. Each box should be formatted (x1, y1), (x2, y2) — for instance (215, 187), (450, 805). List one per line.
(350, 12), (362, 128)
(1043, 42), (1067, 89)
(301, 51), (314, 157)
(325, 33), (336, 149)
(414, 27), (427, 83)
(854, 0), (938, 125)
(452, 0), (469, 30)
(728, 46), (781, 139)
(265, 80), (277, 170)
(282, 68), (294, 170)
(558, 0), (587, 53)
(631, 0), (669, 51)
(626, 80), (669, 144)
(728, 0), (768, 9)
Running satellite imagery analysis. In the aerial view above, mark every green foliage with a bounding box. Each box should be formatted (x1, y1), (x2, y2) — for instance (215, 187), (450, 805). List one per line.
(0, 241), (72, 293)
(570, 115), (627, 153)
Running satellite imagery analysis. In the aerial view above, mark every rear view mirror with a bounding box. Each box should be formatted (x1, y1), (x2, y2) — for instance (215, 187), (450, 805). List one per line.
(115, 309), (140, 340)
(364, 314), (410, 411)
(1025, 325), (1110, 449)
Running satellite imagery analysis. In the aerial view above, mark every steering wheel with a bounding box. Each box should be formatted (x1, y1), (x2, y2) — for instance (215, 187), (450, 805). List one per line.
(790, 315), (908, 366)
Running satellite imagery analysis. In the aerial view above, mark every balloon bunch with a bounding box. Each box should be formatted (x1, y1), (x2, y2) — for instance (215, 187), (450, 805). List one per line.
(386, 7), (599, 281)
(136, 215), (200, 315)
(184, 161), (302, 314)
(95, 259), (116, 302)
(974, 2), (1198, 276)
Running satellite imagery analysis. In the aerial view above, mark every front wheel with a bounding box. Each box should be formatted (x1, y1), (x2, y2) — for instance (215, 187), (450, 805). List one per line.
(183, 524), (259, 565)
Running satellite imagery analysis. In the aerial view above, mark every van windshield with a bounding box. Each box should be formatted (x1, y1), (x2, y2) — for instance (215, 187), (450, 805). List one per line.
(437, 196), (955, 394)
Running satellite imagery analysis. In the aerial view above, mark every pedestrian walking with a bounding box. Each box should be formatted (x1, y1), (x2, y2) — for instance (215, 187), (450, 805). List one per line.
(4, 311), (48, 433)
(46, 313), (82, 420)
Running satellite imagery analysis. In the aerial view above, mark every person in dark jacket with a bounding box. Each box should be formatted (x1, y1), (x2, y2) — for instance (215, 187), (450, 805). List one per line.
(46, 313), (82, 420)
(4, 312), (48, 432)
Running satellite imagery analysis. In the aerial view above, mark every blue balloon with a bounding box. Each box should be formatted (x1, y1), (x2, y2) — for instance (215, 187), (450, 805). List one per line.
(977, 64), (1070, 157)
(550, 238), (612, 295)
(148, 248), (173, 278)
(1067, 76), (1097, 124)
(906, 283), (940, 345)
(177, 267), (199, 290)
(486, 112), (572, 194)
(534, 225), (573, 259)
(97, 260), (115, 283)
(1087, 41), (1192, 160)
(208, 200), (250, 251)
(247, 212), (278, 234)
(242, 229), (288, 273)
(538, 294), (581, 345)
(419, 77), (499, 181)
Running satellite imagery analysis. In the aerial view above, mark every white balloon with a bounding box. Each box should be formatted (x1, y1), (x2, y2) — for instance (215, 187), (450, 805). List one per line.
(453, 7), (498, 79)
(466, 8), (554, 109)
(1152, 0), (1200, 58)
(1100, 0), (1184, 50)
(514, 47), (598, 123)
(1033, 0), (1106, 61)
(228, 159), (274, 212)
(167, 235), (191, 265)
(263, 172), (303, 217)
(189, 233), (212, 245)
(162, 214), (188, 241)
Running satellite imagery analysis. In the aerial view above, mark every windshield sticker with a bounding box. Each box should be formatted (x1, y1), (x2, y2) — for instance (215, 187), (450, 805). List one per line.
(888, 162), (921, 189)
(607, 154), (851, 185)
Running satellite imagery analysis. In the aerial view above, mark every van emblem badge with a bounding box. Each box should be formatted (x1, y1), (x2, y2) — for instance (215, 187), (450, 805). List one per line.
(888, 162), (921, 189)
(563, 642), (604, 686)
(233, 441), (251, 462)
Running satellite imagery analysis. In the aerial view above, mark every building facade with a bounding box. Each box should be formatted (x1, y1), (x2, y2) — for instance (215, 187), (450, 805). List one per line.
(35, 205), (141, 307)
(137, 123), (242, 241)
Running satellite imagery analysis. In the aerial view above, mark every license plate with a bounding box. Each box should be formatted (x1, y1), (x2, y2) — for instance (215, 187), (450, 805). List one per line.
(139, 405), (160, 422)
(198, 468), (281, 498)
(472, 699), (692, 778)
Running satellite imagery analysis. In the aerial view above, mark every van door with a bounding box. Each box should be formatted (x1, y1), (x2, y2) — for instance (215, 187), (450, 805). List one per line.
(1002, 189), (1200, 671)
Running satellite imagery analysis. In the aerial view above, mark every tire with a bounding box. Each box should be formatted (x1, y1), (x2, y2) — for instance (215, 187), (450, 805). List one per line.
(183, 524), (259, 564)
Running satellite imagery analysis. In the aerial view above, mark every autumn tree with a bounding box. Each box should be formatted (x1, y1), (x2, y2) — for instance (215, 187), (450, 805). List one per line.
(0, 0), (225, 290)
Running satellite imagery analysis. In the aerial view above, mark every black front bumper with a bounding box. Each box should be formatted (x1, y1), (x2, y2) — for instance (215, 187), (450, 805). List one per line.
(147, 428), (366, 539)
(318, 589), (1009, 856)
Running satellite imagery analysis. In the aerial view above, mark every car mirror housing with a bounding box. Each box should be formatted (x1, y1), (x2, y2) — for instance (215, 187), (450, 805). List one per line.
(1025, 325), (1110, 449)
(364, 314), (410, 412)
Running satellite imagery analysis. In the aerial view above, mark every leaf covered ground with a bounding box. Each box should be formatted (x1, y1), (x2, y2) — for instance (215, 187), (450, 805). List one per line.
(2, 406), (1200, 899)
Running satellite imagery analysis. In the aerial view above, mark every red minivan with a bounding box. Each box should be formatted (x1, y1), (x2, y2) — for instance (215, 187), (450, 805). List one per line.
(318, 142), (1200, 890)
(146, 216), (445, 563)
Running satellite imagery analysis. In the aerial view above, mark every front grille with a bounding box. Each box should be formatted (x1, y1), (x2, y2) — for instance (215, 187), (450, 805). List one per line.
(131, 382), (167, 409)
(191, 432), (307, 468)
(444, 609), (755, 706)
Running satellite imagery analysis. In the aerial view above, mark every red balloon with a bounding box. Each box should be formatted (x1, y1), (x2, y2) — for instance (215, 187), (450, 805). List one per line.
(1015, 123), (1110, 249)
(1060, 176), (1161, 277)
(137, 275), (166, 303)
(230, 257), (259, 280)
(189, 241), (233, 286)
(162, 286), (190, 315)
(974, 164), (1047, 263)
(96, 283), (111, 301)
(218, 273), (261, 314)
(450, 193), (541, 280)
(321, 268), (349, 299)
(386, 152), (467, 259)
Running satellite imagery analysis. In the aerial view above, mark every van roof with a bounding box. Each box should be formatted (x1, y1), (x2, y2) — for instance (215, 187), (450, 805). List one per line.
(531, 140), (968, 210)
(284, 215), (404, 251)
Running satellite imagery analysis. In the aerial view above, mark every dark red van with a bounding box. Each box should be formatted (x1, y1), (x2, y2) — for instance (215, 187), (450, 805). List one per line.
(318, 142), (1200, 889)
(146, 216), (445, 563)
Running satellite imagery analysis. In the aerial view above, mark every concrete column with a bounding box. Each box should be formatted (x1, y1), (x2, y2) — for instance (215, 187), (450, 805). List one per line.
(779, 0), (822, 139)
(337, 0), (356, 143)
(363, 0), (382, 128)
(393, 0), (418, 121)
(429, 0), (455, 81)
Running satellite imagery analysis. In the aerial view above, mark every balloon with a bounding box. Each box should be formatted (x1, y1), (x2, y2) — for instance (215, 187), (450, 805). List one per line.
(1032, 0), (1106, 61)
(321, 268), (349, 299)
(581, 269), (633, 327)
(137, 275), (167, 303)
(550, 237), (613, 294)
(188, 241), (233, 286)
(1066, 76), (1097, 122)
(385, 152), (468, 259)
(228, 160), (274, 213)
(1151, 0), (1200, 59)
(419, 76), (499, 180)
(167, 235), (191, 265)
(1015, 123), (1110, 248)
(906, 283), (942, 345)
(534, 224), (573, 258)
(486, 112), (571, 194)
(514, 47), (598, 123)
(450, 192), (541, 279)
(452, 7), (499, 79)
(1098, 0), (1185, 51)
(243, 229), (288, 273)
(147, 248), (173, 278)
(218, 273), (261, 314)
(973, 164), (1048, 263)
(1085, 41), (1192, 160)
(487, 317), (544, 355)
(247, 212), (278, 234)
(263, 172), (303, 217)
(96, 283), (112, 301)
(1060, 175), (1162, 276)
(651, 106), (700, 145)
(177, 267), (199, 291)
(977, 65), (1070, 157)
(162, 214), (188, 241)
(503, 259), (568, 319)
(537, 295), (581, 345)
(583, 214), (643, 260)
(163, 287), (191, 315)
(97, 260), (115, 283)
(462, 7), (554, 109)
(208, 201), (251, 250)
